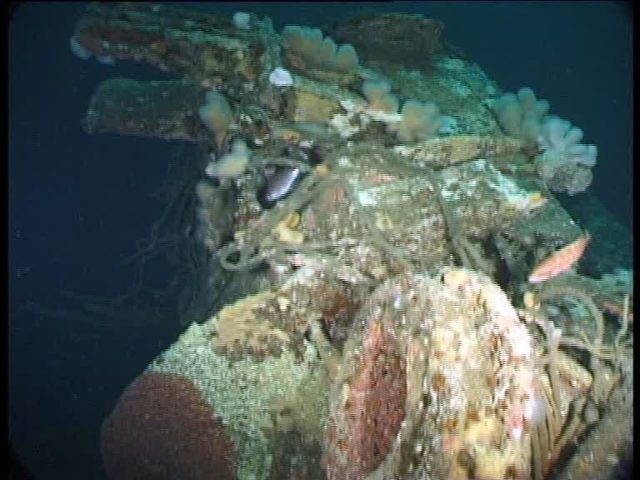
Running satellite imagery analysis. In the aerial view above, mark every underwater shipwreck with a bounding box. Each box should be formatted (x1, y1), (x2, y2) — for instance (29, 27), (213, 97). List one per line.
(71, 4), (632, 480)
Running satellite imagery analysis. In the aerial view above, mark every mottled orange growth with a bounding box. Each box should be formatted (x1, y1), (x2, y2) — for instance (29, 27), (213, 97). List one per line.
(529, 234), (591, 283)
(325, 321), (406, 479)
(101, 371), (235, 480)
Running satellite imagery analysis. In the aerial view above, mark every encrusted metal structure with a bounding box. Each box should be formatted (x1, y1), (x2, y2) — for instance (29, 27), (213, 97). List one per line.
(72, 3), (633, 479)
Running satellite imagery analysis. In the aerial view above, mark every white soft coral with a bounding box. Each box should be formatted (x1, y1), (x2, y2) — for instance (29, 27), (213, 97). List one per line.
(493, 87), (550, 147)
(534, 115), (598, 195)
(537, 115), (598, 167)
(493, 87), (598, 195)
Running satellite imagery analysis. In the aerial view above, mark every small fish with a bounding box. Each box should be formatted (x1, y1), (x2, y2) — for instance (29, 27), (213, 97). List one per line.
(528, 234), (591, 283)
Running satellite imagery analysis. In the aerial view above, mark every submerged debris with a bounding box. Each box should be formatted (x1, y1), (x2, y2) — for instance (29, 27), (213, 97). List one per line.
(74, 3), (632, 479)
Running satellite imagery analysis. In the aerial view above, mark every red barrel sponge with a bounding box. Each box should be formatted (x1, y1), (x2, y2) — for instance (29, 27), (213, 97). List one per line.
(101, 371), (235, 480)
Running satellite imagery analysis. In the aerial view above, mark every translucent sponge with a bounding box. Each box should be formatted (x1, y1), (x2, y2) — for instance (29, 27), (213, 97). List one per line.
(199, 91), (232, 147)
(282, 25), (359, 73)
(388, 100), (443, 142)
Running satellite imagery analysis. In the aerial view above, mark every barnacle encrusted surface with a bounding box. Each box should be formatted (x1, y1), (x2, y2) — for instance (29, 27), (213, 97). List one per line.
(396, 134), (524, 168)
(149, 302), (329, 480)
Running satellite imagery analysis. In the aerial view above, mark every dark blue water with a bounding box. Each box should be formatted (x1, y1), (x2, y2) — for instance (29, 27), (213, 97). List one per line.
(9, 2), (632, 478)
